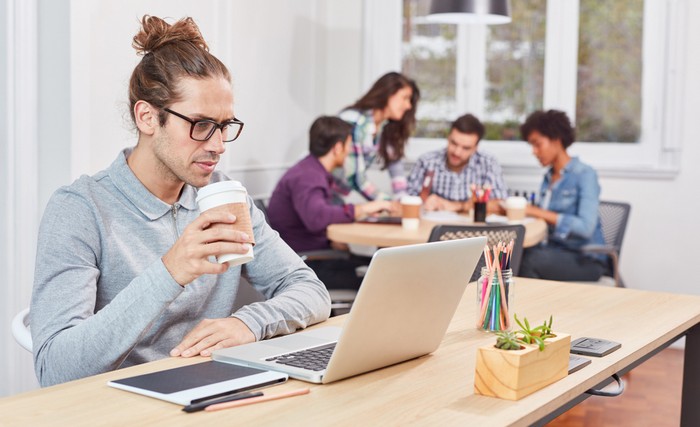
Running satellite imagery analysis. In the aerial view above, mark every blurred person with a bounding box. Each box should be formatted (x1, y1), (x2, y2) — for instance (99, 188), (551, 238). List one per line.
(518, 109), (606, 281)
(339, 72), (420, 201)
(268, 116), (395, 290)
(406, 113), (507, 213)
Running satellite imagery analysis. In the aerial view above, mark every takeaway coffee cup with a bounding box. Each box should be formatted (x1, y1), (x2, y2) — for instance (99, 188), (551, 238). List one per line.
(400, 195), (422, 230)
(505, 196), (527, 221)
(195, 180), (255, 266)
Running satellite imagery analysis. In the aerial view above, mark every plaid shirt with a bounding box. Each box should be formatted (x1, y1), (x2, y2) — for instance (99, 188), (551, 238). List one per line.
(338, 109), (408, 201)
(407, 148), (508, 201)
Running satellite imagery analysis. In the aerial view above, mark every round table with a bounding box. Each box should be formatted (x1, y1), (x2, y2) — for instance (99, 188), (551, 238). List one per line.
(327, 217), (547, 248)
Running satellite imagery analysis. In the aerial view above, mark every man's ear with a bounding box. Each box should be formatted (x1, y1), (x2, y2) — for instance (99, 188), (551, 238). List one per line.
(134, 100), (158, 136)
(333, 140), (346, 155)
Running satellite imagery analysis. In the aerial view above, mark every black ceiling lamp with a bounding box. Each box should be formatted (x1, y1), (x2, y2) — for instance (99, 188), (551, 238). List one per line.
(427, 0), (511, 25)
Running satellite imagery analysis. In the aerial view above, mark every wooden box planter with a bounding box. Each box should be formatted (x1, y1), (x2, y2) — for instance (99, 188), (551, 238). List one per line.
(474, 333), (571, 400)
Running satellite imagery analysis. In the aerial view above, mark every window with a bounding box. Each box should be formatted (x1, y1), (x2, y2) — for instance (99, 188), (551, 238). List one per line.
(576, 0), (643, 142)
(371, 0), (686, 177)
(402, 0), (458, 138)
(484, 1), (546, 140)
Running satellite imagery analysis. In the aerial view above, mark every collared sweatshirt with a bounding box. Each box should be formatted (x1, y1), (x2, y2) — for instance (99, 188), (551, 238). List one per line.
(31, 148), (331, 386)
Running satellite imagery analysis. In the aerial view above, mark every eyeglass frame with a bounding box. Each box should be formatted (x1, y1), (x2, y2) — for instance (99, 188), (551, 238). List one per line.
(163, 107), (244, 142)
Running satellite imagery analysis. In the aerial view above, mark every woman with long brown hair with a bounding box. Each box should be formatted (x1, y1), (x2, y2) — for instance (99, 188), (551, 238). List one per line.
(339, 72), (420, 201)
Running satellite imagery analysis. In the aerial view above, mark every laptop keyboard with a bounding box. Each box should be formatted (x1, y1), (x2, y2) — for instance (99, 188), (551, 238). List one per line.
(264, 343), (336, 371)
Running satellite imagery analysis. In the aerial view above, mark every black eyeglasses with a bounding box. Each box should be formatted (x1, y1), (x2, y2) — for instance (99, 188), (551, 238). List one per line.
(163, 108), (244, 142)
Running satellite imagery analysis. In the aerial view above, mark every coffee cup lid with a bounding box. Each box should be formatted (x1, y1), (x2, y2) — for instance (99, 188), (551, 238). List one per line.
(505, 196), (527, 208)
(401, 195), (422, 205)
(196, 180), (247, 203)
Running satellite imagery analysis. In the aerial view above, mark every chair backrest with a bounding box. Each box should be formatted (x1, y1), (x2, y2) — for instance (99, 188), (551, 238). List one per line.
(253, 198), (270, 223)
(428, 224), (526, 281)
(598, 201), (631, 252)
(12, 307), (32, 352)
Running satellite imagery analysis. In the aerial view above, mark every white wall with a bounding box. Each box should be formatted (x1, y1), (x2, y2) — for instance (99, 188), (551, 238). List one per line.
(1, 0), (40, 397)
(601, 2), (700, 295)
(0, 0), (12, 397)
(67, 0), (363, 198)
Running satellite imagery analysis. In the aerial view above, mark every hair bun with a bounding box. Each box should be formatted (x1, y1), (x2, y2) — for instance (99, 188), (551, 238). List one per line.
(132, 15), (209, 56)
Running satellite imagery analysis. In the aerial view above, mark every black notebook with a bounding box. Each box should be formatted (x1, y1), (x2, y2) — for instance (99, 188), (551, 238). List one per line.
(108, 361), (287, 405)
(357, 216), (402, 225)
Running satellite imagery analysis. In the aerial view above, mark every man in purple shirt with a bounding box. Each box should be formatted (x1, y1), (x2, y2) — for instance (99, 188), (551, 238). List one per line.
(268, 116), (394, 289)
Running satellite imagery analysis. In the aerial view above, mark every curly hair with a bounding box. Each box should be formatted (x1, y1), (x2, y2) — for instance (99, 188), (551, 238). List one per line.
(520, 109), (576, 148)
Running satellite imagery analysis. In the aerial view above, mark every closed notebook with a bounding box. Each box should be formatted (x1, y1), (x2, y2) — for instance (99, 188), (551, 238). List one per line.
(357, 216), (402, 225)
(107, 361), (288, 405)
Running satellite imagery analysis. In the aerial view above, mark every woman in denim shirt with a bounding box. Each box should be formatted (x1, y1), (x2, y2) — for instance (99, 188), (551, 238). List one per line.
(518, 110), (606, 281)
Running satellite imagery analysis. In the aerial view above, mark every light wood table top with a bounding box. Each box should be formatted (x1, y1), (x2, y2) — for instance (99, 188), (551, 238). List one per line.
(327, 216), (547, 248)
(2, 279), (700, 426)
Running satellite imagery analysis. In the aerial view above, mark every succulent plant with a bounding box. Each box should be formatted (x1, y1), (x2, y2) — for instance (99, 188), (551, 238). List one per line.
(494, 330), (523, 350)
(513, 314), (556, 351)
(490, 315), (557, 351)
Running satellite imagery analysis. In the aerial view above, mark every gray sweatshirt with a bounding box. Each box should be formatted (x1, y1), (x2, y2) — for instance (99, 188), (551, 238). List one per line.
(30, 148), (331, 386)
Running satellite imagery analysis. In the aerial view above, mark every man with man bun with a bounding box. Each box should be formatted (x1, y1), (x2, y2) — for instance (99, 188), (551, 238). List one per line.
(30, 15), (330, 387)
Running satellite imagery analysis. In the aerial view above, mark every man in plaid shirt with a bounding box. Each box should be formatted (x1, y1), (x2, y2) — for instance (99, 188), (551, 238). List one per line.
(406, 114), (508, 213)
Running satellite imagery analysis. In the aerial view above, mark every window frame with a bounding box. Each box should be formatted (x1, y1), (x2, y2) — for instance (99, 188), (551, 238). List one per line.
(366, 0), (687, 178)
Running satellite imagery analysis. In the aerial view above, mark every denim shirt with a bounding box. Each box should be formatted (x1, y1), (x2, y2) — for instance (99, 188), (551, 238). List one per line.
(539, 157), (605, 257)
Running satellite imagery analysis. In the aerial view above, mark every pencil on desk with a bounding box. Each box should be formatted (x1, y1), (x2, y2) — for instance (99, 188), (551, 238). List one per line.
(204, 388), (310, 412)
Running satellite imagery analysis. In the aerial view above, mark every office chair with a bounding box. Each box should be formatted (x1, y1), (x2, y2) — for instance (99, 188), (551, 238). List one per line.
(580, 200), (631, 288)
(12, 307), (32, 352)
(428, 224), (526, 282)
(252, 198), (271, 223)
(253, 198), (358, 316)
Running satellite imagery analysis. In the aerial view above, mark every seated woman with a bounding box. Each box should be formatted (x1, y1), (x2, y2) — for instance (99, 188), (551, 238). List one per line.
(518, 110), (606, 281)
(339, 72), (420, 201)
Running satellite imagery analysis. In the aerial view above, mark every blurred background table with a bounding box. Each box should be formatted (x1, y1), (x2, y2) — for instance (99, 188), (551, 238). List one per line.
(327, 216), (547, 248)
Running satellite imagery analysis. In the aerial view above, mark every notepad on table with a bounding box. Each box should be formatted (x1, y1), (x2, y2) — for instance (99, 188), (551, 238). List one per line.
(107, 361), (287, 406)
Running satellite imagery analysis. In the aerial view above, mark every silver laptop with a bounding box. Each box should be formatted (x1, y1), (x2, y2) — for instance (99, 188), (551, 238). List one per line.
(212, 237), (486, 384)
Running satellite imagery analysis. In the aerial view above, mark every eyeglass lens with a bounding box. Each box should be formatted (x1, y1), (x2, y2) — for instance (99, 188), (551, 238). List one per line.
(191, 121), (242, 142)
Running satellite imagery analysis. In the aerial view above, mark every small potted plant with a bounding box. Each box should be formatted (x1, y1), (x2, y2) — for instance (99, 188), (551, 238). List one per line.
(474, 315), (571, 400)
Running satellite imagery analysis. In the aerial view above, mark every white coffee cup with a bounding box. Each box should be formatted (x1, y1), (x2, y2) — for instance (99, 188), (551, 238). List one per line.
(196, 180), (255, 266)
(400, 195), (422, 230)
(505, 196), (527, 221)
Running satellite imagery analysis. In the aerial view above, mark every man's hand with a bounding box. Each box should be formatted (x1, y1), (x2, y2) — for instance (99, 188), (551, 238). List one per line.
(424, 194), (463, 212)
(162, 210), (254, 286)
(170, 317), (256, 358)
(354, 200), (396, 220)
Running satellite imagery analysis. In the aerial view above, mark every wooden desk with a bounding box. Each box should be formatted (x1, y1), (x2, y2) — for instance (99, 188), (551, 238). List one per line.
(2, 279), (699, 426)
(327, 217), (547, 248)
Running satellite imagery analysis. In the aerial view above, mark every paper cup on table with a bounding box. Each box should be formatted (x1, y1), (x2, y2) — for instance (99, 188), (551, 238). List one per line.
(400, 195), (422, 230)
(505, 196), (527, 221)
(196, 180), (255, 266)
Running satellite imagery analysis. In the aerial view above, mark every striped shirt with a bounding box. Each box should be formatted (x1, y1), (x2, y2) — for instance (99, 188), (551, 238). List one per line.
(338, 109), (408, 201)
(407, 148), (508, 201)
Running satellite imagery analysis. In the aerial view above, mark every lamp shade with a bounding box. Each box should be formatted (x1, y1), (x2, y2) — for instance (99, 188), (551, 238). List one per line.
(427, 0), (511, 25)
